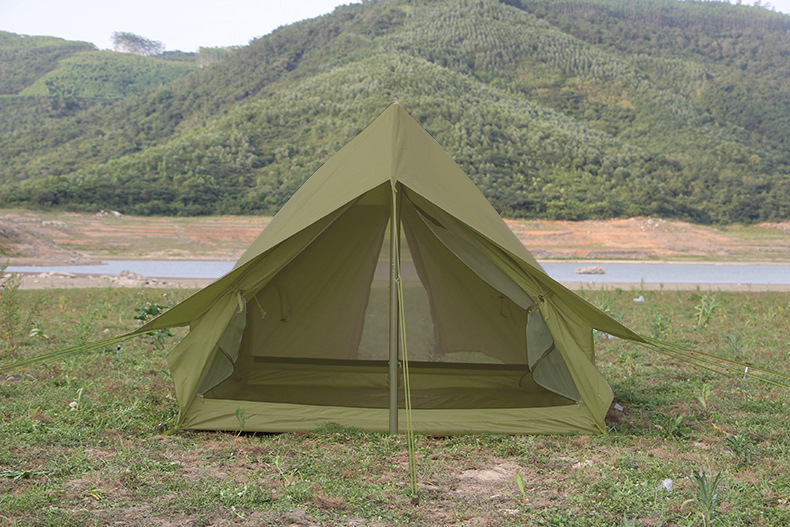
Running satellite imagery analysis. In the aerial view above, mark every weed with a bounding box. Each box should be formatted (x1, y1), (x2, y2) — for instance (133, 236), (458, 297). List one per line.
(217, 483), (271, 507)
(0, 263), (44, 359)
(686, 469), (723, 527)
(235, 408), (247, 436)
(724, 433), (753, 467)
(72, 308), (100, 345)
(724, 333), (745, 358)
(657, 414), (689, 439)
(620, 515), (638, 527)
(0, 466), (49, 480)
(649, 311), (671, 339)
(68, 386), (88, 411)
(133, 295), (173, 350)
(509, 472), (529, 509)
(28, 323), (48, 341)
(697, 383), (712, 415)
(693, 293), (719, 327)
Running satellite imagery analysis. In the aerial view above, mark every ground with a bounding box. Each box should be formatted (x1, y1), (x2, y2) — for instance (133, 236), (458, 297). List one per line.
(1, 211), (789, 525)
(1, 209), (789, 289)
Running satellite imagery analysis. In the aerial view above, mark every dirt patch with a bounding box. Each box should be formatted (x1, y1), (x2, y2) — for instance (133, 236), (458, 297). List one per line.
(16, 271), (213, 290)
(0, 210), (268, 265)
(506, 217), (790, 261)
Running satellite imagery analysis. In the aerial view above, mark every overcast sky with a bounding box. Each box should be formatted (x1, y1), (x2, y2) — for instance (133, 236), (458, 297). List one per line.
(1, 0), (789, 53)
(0, 1), (362, 52)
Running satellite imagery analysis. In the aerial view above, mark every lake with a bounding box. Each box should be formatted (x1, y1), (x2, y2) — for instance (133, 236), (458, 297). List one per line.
(6, 260), (790, 286)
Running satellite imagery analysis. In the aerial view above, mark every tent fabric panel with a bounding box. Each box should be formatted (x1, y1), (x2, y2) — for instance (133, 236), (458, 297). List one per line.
(405, 187), (642, 344)
(537, 297), (613, 429)
(232, 109), (404, 270)
(181, 398), (602, 434)
(166, 291), (241, 416)
(141, 207), (350, 332)
(413, 206), (535, 312)
(388, 112), (543, 272)
(240, 198), (389, 361)
(401, 201), (529, 365)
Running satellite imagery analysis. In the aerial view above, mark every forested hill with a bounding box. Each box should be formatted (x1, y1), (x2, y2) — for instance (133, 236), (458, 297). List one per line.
(0, 0), (788, 224)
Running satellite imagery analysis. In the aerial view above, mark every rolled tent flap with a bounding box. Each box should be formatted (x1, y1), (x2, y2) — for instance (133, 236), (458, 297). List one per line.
(197, 306), (247, 395)
(527, 310), (581, 402)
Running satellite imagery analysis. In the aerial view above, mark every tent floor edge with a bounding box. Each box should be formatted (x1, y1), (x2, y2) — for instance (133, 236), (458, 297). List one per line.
(178, 398), (606, 435)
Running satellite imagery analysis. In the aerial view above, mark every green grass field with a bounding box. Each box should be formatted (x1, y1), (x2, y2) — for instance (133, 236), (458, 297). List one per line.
(0, 284), (788, 526)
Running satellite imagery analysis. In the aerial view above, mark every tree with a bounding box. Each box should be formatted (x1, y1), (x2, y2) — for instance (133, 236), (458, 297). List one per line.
(112, 32), (165, 56)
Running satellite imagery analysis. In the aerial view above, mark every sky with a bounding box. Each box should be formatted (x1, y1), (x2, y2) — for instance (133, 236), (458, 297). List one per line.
(0, 0), (363, 52)
(1, 0), (789, 53)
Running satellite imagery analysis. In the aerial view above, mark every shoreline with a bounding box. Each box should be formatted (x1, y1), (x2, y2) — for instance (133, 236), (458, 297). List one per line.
(9, 268), (790, 292)
(2, 210), (789, 291)
(7, 256), (790, 266)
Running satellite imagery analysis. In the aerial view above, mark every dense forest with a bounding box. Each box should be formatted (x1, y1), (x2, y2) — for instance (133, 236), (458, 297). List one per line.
(0, 0), (788, 223)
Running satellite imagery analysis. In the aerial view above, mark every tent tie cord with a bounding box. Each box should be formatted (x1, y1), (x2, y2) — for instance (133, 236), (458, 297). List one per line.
(641, 337), (790, 390)
(395, 272), (419, 504)
(0, 331), (147, 373)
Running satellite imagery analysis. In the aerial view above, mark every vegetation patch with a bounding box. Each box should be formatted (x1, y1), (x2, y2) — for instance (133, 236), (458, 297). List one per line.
(0, 284), (788, 525)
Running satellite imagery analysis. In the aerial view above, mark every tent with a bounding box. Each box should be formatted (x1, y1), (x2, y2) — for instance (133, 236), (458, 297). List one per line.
(138, 103), (647, 435)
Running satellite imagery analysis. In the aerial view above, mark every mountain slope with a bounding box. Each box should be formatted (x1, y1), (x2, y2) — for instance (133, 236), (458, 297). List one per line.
(0, 0), (788, 223)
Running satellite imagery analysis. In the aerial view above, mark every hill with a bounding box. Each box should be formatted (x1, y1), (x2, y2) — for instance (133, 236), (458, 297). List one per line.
(0, 0), (788, 223)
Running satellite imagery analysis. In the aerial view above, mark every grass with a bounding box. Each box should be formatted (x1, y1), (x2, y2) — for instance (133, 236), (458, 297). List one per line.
(0, 286), (789, 525)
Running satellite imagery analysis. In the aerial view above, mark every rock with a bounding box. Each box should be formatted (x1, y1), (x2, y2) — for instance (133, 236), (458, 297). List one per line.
(117, 270), (146, 280)
(585, 250), (649, 259)
(576, 265), (606, 275)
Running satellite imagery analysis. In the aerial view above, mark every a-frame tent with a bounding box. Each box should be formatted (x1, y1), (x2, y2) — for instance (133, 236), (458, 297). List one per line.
(139, 103), (646, 435)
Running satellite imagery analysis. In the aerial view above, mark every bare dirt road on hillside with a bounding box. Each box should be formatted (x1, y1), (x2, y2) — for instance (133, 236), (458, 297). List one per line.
(1, 209), (789, 289)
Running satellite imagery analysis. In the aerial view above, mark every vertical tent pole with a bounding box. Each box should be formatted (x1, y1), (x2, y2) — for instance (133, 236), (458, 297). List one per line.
(388, 181), (399, 434)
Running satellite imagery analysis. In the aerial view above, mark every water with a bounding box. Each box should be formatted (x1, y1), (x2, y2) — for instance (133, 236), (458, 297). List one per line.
(542, 262), (790, 286)
(6, 260), (235, 280)
(6, 260), (790, 286)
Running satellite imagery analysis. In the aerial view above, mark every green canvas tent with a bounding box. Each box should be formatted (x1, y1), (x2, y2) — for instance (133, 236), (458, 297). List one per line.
(139, 103), (647, 435)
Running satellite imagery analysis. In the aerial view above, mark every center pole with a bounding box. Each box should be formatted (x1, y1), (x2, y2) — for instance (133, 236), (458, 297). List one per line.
(388, 182), (399, 434)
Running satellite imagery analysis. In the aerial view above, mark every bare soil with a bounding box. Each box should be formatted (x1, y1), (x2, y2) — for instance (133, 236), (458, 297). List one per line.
(1, 209), (789, 290)
(506, 216), (790, 262)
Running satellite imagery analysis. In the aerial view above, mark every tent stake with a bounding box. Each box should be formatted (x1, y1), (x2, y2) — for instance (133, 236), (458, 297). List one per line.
(388, 182), (399, 434)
